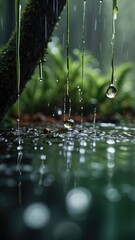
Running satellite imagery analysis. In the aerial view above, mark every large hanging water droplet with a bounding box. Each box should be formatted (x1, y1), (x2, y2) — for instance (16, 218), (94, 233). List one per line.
(64, 118), (74, 129)
(39, 60), (43, 81)
(106, 84), (117, 99)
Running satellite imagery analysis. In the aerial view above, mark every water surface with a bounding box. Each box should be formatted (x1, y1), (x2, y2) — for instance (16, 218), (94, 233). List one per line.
(0, 123), (135, 240)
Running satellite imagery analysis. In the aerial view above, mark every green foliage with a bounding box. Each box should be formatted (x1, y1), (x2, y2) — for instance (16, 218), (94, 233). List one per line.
(9, 43), (134, 120)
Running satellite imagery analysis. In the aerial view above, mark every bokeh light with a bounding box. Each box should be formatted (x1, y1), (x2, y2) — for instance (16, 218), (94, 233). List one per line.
(66, 187), (92, 220)
(23, 202), (50, 229)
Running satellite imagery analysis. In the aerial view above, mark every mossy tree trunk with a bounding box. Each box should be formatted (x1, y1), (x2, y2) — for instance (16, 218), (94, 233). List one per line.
(0, 0), (66, 119)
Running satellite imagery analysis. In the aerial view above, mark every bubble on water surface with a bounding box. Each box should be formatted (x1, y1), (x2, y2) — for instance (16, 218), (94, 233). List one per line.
(23, 202), (50, 229)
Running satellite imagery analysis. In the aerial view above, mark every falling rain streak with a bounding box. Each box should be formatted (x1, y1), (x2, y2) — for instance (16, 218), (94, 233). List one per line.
(106, 0), (118, 99)
(63, 0), (74, 128)
(15, 0), (21, 140)
(80, 0), (87, 127)
(66, 0), (70, 97)
(15, 0), (21, 94)
(93, 107), (97, 134)
(15, 0), (22, 205)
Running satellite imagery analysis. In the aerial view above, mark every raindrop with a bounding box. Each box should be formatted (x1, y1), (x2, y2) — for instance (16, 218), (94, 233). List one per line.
(64, 118), (74, 129)
(106, 0), (118, 98)
(94, 19), (97, 31)
(106, 84), (117, 99)
(0, 18), (4, 31)
(39, 59), (43, 81)
(23, 202), (50, 229)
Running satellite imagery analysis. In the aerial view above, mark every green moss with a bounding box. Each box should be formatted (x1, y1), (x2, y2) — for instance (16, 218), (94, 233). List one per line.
(0, 0), (66, 119)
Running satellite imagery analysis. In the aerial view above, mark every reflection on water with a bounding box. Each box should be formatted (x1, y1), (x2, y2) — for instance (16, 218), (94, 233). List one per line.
(0, 123), (135, 239)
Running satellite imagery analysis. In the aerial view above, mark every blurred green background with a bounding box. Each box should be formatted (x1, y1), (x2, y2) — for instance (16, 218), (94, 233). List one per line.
(0, 0), (135, 121)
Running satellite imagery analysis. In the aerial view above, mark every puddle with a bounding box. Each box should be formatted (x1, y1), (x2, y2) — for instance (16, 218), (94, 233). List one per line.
(0, 123), (135, 239)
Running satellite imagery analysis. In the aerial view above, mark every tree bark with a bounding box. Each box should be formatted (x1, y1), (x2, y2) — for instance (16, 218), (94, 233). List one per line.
(0, 0), (66, 119)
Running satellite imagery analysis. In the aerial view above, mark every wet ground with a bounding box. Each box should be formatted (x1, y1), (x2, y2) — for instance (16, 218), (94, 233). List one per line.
(0, 122), (135, 240)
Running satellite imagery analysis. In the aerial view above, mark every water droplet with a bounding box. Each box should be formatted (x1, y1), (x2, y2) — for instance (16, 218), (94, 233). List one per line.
(39, 60), (43, 81)
(64, 118), (74, 129)
(106, 84), (117, 99)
